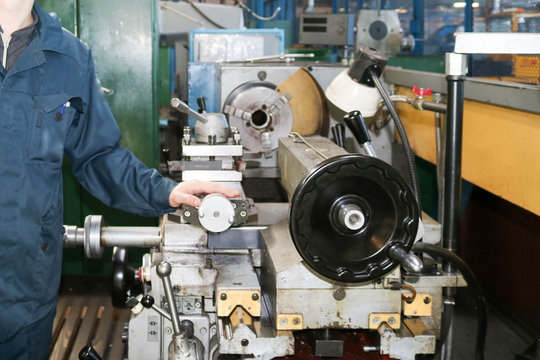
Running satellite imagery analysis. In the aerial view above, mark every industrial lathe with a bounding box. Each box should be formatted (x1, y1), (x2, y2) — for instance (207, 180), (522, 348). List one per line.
(65, 131), (466, 360)
(64, 49), (473, 360)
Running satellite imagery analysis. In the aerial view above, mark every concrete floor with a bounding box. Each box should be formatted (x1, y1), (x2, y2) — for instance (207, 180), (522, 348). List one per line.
(451, 289), (533, 360)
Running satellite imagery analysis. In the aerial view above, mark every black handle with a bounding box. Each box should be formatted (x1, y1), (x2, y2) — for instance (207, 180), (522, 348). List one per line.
(331, 124), (346, 148)
(79, 345), (103, 360)
(197, 97), (207, 113)
(343, 110), (371, 145)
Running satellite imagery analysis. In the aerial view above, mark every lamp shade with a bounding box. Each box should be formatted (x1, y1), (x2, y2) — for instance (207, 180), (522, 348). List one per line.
(325, 69), (382, 117)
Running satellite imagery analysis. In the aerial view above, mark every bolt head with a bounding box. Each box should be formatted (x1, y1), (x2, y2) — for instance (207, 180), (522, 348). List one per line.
(424, 296), (431, 304)
(292, 317), (300, 325)
(252, 293), (259, 301)
(184, 210), (191, 217)
(388, 317), (396, 325)
(220, 293), (227, 300)
(240, 211), (247, 217)
(241, 338), (249, 346)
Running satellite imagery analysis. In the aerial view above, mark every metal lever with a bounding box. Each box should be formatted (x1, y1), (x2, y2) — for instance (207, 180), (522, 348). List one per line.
(343, 110), (377, 157)
(331, 123), (346, 148)
(79, 345), (103, 360)
(389, 244), (423, 274)
(156, 261), (200, 360)
(156, 261), (182, 335)
(171, 98), (208, 124)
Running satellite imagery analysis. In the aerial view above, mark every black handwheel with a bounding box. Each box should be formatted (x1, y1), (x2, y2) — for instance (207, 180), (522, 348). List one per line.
(289, 154), (419, 283)
(111, 247), (142, 308)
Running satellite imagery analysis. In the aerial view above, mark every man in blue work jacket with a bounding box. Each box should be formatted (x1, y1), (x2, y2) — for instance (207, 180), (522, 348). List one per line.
(0, 1), (240, 358)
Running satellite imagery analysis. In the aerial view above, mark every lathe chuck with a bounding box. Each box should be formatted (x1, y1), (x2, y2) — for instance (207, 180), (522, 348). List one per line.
(289, 154), (419, 283)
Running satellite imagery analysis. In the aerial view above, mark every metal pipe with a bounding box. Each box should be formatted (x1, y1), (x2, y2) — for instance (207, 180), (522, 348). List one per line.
(442, 59), (466, 265)
(421, 100), (447, 114)
(440, 52), (467, 360)
(100, 227), (161, 248)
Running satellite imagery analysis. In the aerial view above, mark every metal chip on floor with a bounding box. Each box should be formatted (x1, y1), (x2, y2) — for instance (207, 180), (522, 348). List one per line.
(49, 294), (130, 360)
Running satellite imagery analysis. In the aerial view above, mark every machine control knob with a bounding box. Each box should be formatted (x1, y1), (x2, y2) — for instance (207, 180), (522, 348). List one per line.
(141, 295), (155, 309)
(412, 86), (432, 98)
(198, 194), (235, 233)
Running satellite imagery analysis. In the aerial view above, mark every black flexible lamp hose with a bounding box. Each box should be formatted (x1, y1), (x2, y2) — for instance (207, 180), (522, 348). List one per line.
(369, 68), (421, 206)
(412, 242), (487, 360)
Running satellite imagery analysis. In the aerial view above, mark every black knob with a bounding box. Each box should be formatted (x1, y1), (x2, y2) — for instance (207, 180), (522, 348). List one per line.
(79, 345), (103, 360)
(141, 295), (155, 308)
(197, 97), (207, 113)
(331, 123), (346, 148)
(343, 110), (372, 145)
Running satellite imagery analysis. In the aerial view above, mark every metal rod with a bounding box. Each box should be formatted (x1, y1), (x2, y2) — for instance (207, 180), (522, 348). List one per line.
(101, 227), (161, 248)
(289, 132), (329, 160)
(442, 74), (465, 267)
(157, 262), (182, 336)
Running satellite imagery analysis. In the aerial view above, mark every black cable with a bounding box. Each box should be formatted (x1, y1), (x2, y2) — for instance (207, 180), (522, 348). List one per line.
(183, 0), (225, 29)
(412, 242), (487, 360)
(369, 69), (421, 207)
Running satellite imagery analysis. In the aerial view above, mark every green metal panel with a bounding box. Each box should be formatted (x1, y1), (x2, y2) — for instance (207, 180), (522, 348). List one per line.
(158, 46), (172, 106)
(387, 55), (445, 74)
(40, 0), (161, 274)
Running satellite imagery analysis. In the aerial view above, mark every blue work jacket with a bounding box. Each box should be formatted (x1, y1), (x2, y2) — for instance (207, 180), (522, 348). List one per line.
(0, 4), (177, 341)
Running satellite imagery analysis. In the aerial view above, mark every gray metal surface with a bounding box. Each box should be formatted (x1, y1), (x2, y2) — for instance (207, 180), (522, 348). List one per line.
(182, 144), (243, 157)
(260, 220), (402, 330)
(299, 14), (355, 46)
(278, 136), (348, 197)
(383, 66), (540, 114)
(355, 10), (404, 57)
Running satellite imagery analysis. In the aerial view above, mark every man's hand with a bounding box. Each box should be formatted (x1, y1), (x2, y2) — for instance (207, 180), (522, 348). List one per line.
(169, 180), (241, 208)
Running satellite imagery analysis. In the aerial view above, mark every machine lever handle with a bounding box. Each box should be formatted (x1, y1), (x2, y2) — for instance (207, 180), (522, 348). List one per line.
(156, 261), (183, 336)
(389, 244), (423, 274)
(331, 123), (346, 148)
(343, 111), (377, 157)
(171, 98), (208, 124)
(79, 345), (103, 360)
(197, 96), (207, 113)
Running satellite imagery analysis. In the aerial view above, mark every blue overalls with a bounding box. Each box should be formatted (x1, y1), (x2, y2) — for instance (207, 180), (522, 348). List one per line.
(0, 4), (176, 358)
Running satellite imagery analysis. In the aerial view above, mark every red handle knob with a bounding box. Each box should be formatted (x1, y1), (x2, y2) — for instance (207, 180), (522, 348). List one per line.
(413, 86), (432, 97)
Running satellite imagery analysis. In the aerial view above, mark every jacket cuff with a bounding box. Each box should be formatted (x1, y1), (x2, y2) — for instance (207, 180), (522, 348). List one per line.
(155, 176), (178, 214)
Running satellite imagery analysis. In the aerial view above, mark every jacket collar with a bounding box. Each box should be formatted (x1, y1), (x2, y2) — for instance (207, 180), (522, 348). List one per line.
(6, 2), (72, 75)
(34, 2), (72, 55)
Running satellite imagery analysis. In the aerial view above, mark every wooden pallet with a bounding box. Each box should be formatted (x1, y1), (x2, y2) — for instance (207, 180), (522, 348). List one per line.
(49, 294), (130, 360)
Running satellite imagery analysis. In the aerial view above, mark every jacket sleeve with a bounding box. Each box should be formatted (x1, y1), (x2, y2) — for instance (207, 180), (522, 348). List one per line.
(64, 50), (177, 217)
